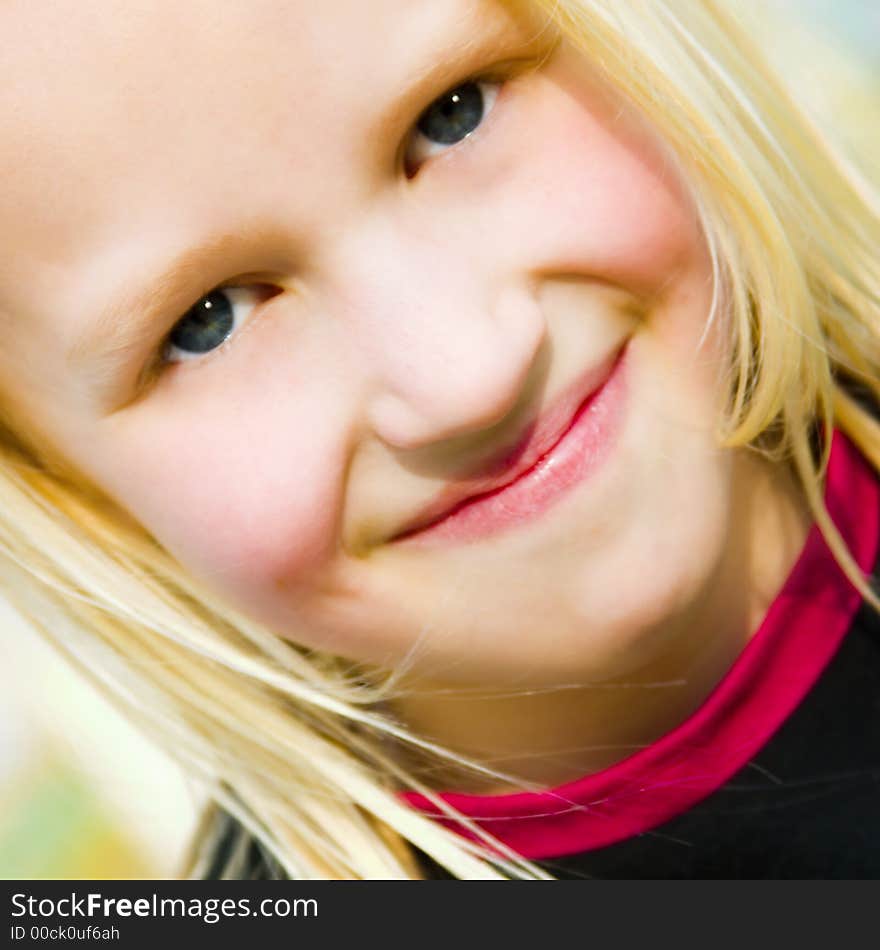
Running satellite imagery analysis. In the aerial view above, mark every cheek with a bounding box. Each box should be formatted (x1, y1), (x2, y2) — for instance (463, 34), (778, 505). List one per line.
(93, 376), (349, 602)
(504, 55), (705, 293)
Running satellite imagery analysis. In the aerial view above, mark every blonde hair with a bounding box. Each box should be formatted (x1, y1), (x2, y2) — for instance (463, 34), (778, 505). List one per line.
(0, 0), (878, 879)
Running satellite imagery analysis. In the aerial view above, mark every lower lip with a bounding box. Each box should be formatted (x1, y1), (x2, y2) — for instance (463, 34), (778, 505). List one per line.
(397, 341), (630, 547)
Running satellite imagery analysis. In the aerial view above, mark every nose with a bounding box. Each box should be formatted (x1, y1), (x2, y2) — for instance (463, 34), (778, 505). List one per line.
(331, 226), (548, 450)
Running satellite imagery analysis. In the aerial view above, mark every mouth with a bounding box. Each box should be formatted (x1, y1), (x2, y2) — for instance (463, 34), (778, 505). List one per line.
(391, 338), (631, 546)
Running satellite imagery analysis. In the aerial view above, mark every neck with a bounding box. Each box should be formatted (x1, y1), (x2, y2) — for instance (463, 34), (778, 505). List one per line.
(390, 449), (813, 792)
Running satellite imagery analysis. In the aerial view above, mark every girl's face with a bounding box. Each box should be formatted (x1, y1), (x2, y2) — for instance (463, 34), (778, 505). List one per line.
(0, 0), (755, 689)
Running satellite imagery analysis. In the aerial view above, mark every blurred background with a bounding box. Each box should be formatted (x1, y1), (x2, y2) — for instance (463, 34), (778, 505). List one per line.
(0, 0), (877, 880)
(748, 0), (879, 180)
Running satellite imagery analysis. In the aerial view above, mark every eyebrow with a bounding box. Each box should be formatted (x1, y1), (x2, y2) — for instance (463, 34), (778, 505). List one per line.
(67, 7), (552, 396)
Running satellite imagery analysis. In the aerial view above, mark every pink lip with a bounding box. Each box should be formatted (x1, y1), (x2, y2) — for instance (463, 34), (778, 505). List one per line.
(392, 339), (630, 546)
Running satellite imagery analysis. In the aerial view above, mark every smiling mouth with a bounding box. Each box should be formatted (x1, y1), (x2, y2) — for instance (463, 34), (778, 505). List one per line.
(391, 338), (631, 546)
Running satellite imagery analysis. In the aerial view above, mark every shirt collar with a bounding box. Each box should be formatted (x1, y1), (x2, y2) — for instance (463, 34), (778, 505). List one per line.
(402, 430), (880, 859)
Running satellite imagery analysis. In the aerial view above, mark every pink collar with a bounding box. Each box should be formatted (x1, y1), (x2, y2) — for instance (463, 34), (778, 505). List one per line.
(402, 430), (880, 860)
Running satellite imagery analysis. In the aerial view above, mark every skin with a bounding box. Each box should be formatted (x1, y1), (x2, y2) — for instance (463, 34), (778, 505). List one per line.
(0, 0), (811, 787)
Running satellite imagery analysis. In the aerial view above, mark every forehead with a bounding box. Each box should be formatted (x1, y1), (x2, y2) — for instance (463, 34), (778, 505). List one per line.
(0, 0), (538, 418)
(0, 0), (510, 288)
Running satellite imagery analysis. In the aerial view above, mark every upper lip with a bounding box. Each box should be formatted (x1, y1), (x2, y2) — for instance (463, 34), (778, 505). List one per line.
(391, 341), (627, 541)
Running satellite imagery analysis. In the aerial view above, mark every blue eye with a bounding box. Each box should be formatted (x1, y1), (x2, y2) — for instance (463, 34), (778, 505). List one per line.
(162, 286), (265, 364)
(406, 80), (500, 170)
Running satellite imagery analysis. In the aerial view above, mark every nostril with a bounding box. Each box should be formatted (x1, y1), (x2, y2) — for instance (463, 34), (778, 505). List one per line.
(351, 261), (550, 451)
(368, 385), (522, 451)
(368, 392), (438, 450)
(367, 310), (548, 451)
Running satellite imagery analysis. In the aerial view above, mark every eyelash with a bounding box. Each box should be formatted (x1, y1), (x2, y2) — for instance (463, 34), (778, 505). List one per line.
(161, 285), (275, 366)
(137, 283), (278, 390)
(403, 78), (503, 176)
(144, 68), (519, 386)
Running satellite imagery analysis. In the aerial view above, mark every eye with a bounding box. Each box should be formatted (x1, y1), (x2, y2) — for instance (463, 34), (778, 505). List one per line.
(405, 80), (501, 172)
(161, 286), (268, 365)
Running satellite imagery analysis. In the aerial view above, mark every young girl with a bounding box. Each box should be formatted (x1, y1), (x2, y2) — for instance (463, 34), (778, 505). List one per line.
(0, 0), (877, 880)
